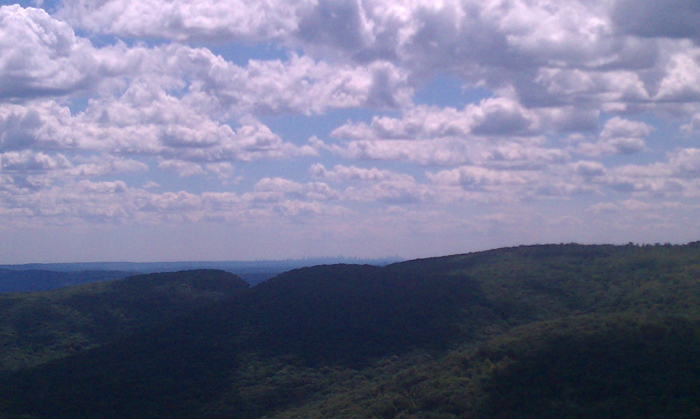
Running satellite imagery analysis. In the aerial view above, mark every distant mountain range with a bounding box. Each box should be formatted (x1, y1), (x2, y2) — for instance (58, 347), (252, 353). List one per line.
(0, 269), (132, 294)
(0, 257), (403, 291)
(1, 243), (700, 418)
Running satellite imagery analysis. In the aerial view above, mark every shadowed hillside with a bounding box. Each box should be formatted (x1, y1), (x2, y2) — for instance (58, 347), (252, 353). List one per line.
(0, 269), (248, 371)
(2, 243), (700, 418)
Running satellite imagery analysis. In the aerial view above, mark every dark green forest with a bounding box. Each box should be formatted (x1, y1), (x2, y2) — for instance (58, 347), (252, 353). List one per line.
(0, 270), (248, 371)
(2, 243), (700, 418)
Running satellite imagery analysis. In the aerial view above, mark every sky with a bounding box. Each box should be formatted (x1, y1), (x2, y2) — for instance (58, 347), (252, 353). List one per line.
(1, 0), (700, 263)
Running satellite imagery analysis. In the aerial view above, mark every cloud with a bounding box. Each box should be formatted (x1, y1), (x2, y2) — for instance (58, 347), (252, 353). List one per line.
(3, 1), (700, 258)
(680, 112), (700, 136)
(248, 177), (340, 202)
(53, 1), (651, 67)
(0, 5), (95, 98)
(51, 0), (700, 114)
(0, 5), (145, 99)
(485, 141), (569, 170)
(0, 150), (70, 172)
(670, 148), (700, 177)
(611, 0), (700, 42)
(157, 160), (205, 177)
(68, 155), (148, 177)
(319, 137), (475, 166)
(0, 8), (414, 116)
(654, 49), (700, 102)
(0, 149), (148, 195)
(427, 166), (532, 190)
(307, 163), (433, 203)
(572, 161), (606, 178)
(212, 55), (413, 114)
(322, 98), (575, 167)
(577, 117), (651, 156)
(57, 0), (313, 43)
(0, 95), (317, 164)
(328, 98), (597, 144)
(310, 163), (410, 183)
(598, 149), (700, 197)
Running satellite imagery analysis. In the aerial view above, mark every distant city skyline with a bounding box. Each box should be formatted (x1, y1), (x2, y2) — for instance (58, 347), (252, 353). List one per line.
(1, 0), (700, 263)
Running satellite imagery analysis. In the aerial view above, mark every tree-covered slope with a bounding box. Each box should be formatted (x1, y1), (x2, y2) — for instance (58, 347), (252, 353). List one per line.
(0, 269), (248, 371)
(2, 243), (700, 419)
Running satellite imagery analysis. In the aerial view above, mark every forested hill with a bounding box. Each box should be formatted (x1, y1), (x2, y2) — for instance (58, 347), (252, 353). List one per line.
(2, 243), (700, 418)
(0, 269), (248, 371)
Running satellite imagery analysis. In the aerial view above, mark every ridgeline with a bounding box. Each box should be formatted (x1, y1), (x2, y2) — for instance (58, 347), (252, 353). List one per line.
(1, 243), (700, 418)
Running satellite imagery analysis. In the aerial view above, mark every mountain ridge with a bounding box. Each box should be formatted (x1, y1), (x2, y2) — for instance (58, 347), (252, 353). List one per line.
(0, 269), (248, 372)
(2, 243), (700, 418)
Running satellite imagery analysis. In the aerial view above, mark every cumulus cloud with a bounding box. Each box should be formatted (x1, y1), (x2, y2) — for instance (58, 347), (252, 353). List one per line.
(0, 96), (317, 164)
(572, 161), (606, 178)
(328, 98), (599, 145)
(596, 148), (700, 197)
(3, 1), (700, 256)
(670, 148), (700, 177)
(203, 54), (413, 114)
(310, 163), (409, 182)
(57, 0), (313, 42)
(322, 98), (575, 167)
(50, 0), (700, 113)
(0, 5), (96, 97)
(248, 177), (340, 202)
(611, 0), (700, 42)
(654, 49), (700, 102)
(578, 117), (651, 156)
(427, 166), (532, 190)
(309, 163), (433, 203)
(0, 150), (70, 172)
(0, 5), (145, 99)
(157, 160), (205, 177)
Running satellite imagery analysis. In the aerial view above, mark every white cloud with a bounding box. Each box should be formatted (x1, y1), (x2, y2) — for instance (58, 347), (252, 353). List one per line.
(322, 99), (573, 167)
(50, 0), (700, 115)
(331, 98), (542, 141)
(427, 166), (532, 190)
(4, 1), (700, 260)
(680, 112), (700, 136)
(0, 5), (145, 99)
(344, 179), (433, 204)
(0, 150), (70, 172)
(577, 117), (651, 156)
(152, 46), (413, 116)
(598, 149), (700, 197)
(572, 161), (606, 178)
(611, 0), (700, 42)
(68, 155), (148, 177)
(0, 5), (95, 97)
(57, 0), (313, 43)
(485, 141), (569, 170)
(310, 163), (409, 182)
(0, 8), (414, 118)
(670, 148), (700, 177)
(655, 49), (700, 102)
(587, 202), (619, 213)
(248, 177), (340, 202)
(0, 96), (317, 164)
(320, 137), (474, 166)
(210, 55), (413, 114)
(0, 147), (148, 195)
(157, 160), (205, 177)
(0, 101), (81, 151)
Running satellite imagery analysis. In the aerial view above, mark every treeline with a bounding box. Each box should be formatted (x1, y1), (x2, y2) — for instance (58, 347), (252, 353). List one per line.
(1, 243), (700, 418)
